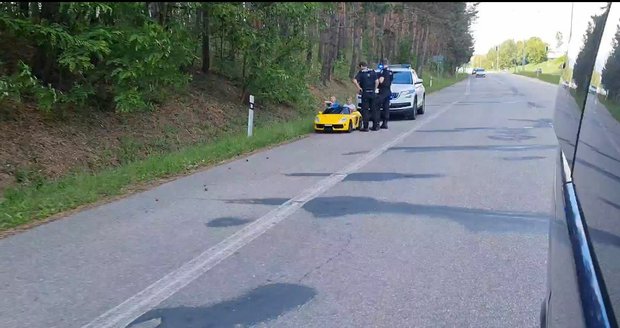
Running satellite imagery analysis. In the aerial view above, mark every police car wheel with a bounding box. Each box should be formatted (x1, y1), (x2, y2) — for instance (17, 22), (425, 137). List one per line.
(417, 96), (425, 115)
(407, 98), (417, 120)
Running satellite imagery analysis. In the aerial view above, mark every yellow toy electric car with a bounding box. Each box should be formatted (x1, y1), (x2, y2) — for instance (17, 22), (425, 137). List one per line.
(314, 105), (362, 133)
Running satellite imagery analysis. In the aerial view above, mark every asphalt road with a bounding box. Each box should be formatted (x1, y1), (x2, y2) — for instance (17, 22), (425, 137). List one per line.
(0, 73), (559, 328)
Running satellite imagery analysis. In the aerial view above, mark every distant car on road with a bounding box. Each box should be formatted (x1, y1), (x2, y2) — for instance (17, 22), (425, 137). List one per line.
(475, 68), (486, 78)
(356, 64), (426, 120)
(471, 68), (480, 75)
(589, 84), (597, 94)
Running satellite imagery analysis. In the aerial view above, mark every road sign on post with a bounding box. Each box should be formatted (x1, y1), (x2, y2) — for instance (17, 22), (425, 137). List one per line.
(248, 95), (254, 137)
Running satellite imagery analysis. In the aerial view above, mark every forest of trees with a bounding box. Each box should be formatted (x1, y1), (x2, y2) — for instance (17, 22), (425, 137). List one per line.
(602, 19), (620, 101)
(0, 2), (478, 113)
(470, 36), (552, 71)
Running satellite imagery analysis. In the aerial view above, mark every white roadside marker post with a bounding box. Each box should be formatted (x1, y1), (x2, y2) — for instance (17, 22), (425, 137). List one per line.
(248, 95), (254, 137)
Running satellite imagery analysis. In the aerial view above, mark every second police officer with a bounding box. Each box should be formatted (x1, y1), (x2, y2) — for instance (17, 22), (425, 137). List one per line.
(377, 59), (393, 129)
(353, 61), (380, 131)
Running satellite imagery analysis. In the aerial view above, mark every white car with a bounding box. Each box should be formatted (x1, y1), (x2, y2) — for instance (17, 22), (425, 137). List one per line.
(589, 85), (597, 94)
(475, 69), (486, 78)
(357, 64), (426, 120)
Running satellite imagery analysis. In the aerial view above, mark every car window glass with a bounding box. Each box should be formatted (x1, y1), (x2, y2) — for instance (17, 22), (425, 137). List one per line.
(572, 3), (620, 323)
(393, 71), (413, 84)
(555, 3), (610, 168)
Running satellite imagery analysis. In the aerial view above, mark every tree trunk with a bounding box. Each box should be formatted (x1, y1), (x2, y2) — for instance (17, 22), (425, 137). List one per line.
(337, 2), (346, 60)
(320, 12), (338, 85)
(201, 3), (210, 73)
(157, 2), (166, 26)
(349, 3), (361, 78)
(318, 28), (326, 63)
(306, 20), (315, 69)
(241, 50), (249, 101)
(30, 2), (40, 22)
(370, 14), (376, 61)
(33, 2), (60, 84)
(19, 2), (29, 17)
(418, 24), (430, 75)
(409, 15), (417, 62)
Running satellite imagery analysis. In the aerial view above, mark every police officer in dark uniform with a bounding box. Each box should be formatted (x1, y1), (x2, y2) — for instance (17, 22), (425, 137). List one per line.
(377, 59), (394, 129)
(353, 61), (379, 131)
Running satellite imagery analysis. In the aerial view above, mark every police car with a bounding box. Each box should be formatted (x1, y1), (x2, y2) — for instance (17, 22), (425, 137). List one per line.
(357, 64), (426, 120)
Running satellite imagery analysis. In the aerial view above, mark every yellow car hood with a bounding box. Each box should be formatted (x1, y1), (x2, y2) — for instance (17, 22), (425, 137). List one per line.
(316, 114), (352, 124)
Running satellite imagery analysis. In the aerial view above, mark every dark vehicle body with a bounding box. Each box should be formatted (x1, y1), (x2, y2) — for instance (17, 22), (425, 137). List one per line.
(545, 2), (620, 328)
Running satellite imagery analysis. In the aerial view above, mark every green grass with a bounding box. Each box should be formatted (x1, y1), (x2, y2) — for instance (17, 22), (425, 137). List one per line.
(598, 95), (620, 122)
(0, 116), (314, 231)
(520, 57), (565, 75)
(425, 73), (469, 94)
(515, 71), (561, 85)
(569, 88), (586, 109)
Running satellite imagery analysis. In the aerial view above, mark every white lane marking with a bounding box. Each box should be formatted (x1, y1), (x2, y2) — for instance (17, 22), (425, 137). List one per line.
(82, 99), (460, 328)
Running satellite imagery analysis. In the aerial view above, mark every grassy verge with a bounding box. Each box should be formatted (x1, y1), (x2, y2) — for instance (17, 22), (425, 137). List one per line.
(520, 57), (565, 75)
(426, 73), (469, 94)
(0, 74), (465, 233)
(0, 115), (314, 231)
(598, 95), (620, 122)
(515, 71), (561, 85)
(568, 88), (587, 109)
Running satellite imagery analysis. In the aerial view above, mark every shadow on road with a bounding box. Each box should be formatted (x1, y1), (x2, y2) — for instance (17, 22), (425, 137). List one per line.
(206, 217), (253, 228)
(221, 198), (290, 206)
(501, 156), (547, 161)
(389, 144), (557, 153)
(127, 283), (316, 328)
(303, 196), (550, 234)
(417, 127), (495, 133)
(508, 118), (553, 128)
(342, 150), (369, 156)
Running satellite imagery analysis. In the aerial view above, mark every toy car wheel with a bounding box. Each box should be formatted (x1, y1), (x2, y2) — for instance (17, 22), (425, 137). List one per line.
(347, 120), (353, 133)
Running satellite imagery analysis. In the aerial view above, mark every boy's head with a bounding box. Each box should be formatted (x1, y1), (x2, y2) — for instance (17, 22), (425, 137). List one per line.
(346, 97), (352, 103)
(330, 96), (336, 103)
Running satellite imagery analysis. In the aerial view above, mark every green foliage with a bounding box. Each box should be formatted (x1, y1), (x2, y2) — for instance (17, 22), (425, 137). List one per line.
(525, 37), (548, 64)
(0, 61), (58, 110)
(474, 36), (551, 69)
(516, 71), (561, 85)
(602, 24), (620, 101)
(499, 39), (517, 68)
(0, 4), (193, 113)
(574, 7), (609, 93)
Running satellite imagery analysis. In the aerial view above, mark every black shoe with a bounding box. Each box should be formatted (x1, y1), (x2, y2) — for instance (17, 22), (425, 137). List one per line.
(361, 127), (369, 132)
(370, 126), (380, 131)
(380, 123), (388, 129)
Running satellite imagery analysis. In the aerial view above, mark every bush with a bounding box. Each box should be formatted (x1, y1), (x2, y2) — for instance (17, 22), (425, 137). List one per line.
(0, 5), (194, 113)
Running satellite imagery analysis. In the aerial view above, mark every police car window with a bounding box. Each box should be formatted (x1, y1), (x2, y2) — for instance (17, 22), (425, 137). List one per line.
(392, 71), (413, 84)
